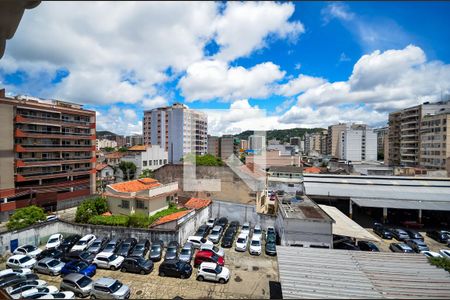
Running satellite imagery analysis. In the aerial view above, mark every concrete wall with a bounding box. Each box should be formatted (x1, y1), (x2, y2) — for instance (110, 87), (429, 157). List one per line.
(177, 206), (210, 244)
(0, 103), (14, 191)
(106, 195), (168, 217)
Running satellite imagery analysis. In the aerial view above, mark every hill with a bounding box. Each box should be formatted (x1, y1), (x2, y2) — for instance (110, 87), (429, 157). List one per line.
(96, 130), (120, 138)
(234, 127), (325, 143)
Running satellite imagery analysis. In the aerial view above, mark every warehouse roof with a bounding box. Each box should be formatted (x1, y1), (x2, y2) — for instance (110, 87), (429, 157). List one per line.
(351, 197), (450, 211)
(278, 247), (450, 299)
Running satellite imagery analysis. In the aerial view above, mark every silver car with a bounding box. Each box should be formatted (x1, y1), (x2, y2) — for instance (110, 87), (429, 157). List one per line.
(60, 273), (93, 298)
(208, 226), (223, 244)
(90, 277), (130, 299)
(34, 257), (65, 276)
(179, 242), (194, 263)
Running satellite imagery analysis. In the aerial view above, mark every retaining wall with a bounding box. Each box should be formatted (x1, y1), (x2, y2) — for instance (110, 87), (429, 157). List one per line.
(211, 200), (276, 228)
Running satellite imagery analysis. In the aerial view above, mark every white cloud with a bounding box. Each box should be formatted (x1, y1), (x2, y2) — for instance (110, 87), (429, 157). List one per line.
(96, 106), (142, 136)
(321, 3), (354, 25)
(278, 74), (327, 97)
(178, 60), (285, 102)
(142, 96), (168, 110)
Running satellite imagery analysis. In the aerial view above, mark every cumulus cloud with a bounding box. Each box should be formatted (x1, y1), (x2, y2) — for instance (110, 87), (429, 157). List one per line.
(178, 60), (285, 102)
(142, 96), (168, 110)
(96, 106), (142, 136)
(277, 74), (326, 97)
(321, 3), (354, 24)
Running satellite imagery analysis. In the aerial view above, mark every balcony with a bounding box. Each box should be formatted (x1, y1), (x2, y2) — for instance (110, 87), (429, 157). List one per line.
(15, 128), (94, 140)
(15, 168), (95, 182)
(15, 144), (95, 152)
(16, 157), (95, 167)
(15, 114), (92, 128)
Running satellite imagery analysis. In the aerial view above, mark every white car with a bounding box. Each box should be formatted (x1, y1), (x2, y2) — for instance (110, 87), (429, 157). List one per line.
(197, 262), (230, 284)
(70, 234), (96, 252)
(252, 225), (263, 241)
(13, 245), (42, 258)
(208, 226), (223, 244)
(249, 238), (262, 255)
(439, 249), (450, 259)
(33, 291), (75, 299)
(241, 222), (251, 236)
(206, 218), (215, 228)
(187, 236), (214, 249)
(421, 251), (442, 258)
(235, 233), (248, 252)
(46, 234), (64, 250)
(200, 244), (225, 258)
(0, 268), (32, 278)
(11, 285), (58, 300)
(93, 252), (124, 270)
(7, 255), (37, 269)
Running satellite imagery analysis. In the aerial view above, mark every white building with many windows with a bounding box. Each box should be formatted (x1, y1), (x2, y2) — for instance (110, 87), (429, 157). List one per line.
(339, 124), (377, 162)
(121, 145), (168, 177)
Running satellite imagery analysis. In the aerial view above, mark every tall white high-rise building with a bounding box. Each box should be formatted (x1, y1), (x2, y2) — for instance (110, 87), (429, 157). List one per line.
(143, 103), (207, 163)
(339, 124), (377, 162)
(248, 135), (266, 152)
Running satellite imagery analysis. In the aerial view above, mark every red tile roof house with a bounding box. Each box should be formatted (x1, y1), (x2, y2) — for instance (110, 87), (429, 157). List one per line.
(104, 178), (178, 217)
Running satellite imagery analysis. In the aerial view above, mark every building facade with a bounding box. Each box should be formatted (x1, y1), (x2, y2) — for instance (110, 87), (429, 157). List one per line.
(0, 91), (96, 219)
(121, 145), (168, 177)
(420, 110), (450, 170)
(220, 135), (239, 161)
(248, 135), (266, 152)
(327, 123), (348, 158)
(143, 103), (207, 163)
(340, 124), (377, 162)
(125, 134), (143, 147)
(207, 135), (219, 157)
(373, 127), (388, 161)
(96, 139), (117, 150)
(240, 139), (249, 150)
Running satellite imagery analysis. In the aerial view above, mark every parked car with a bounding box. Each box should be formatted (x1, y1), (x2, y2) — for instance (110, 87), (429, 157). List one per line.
(93, 252), (124, 271)
(235, 234), (249, 252)
(357, 241), (380, 252)
(58, 235), (81, 253)
(10, 285), (58, 300)
(103, 238), (123, 254)
(216, 217), (228, 229)
(116, 238), (137, 257)
(241, 222), (251, 236)
(0, 268), (32, 279)
(252, 225), (263, 241)
(179, 242), (194, 263)
(33, 258), (65, 276)
(221, 229), (236, 248)
(62, 250), (95, 264)
(265, 241), (277, 256)
(206, 218), (216, 229)
(0, 274), (38, 289)
(14, 245), (42, 258)
(194, 250), (224, 267)
(197, 262), (230, 284)
(86, 237), (109, 255)
(90, 277), (130, 299)
(208, 226), (224, 244)
(391, 229), (410, 241)
(266, 226), (276, 238)
(373, 223), (393, 239)
(439, 249), (450, 259)
(71, 234), (96, 252)
(421, 251), (442, 258)
(129, 239), (150, 258)
(60, 273), (93, 298)
(5, 280), (47, 295)
(46, 234), (64, 250)
(426, 230), (450, 243)
(7, 255), (37, 270)
(165, 241), (179, 260)
(36, 248), (64, 261)
(158, 259), (192, 279)
(229, 221), (240, 231)
(334, 241), (360, 250)
(249, 238), (262, 255)
(38, 291), (75, 299)
(120, 257), (154, 275)
(187, 236), (213, 249)
(195, 225), (210, 238)
(405, 239), (429, 253)
(389, 243), (414, 253)
(200, 243), (225, 257)
(149, 240), (164, 262)
(404, 229), (424, 240)
(60, 260), (97, 277)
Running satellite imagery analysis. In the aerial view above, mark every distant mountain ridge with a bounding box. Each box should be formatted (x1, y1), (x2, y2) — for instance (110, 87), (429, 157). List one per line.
(97, 130), (121, 138)
(234, 127), (325, 143)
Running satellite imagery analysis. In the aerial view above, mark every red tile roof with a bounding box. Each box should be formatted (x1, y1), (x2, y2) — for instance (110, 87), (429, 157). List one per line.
(128, 145), (146, 151)
(184, 198), (211, 210)
(96, 163), (109, 171)
(151, 209), (193, 227)
(109, 178), (161, 193)
(105, 152), (123, 159)
(304, 166), (322, 174)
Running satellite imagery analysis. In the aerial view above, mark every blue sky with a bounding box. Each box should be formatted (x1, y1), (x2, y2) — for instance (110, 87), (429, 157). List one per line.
(1, 1), (450, 135)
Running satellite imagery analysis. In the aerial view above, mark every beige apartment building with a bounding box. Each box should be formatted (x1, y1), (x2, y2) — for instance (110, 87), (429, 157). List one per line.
(420, 110), (450, 172)
(207, 135), (220, 157)
(327, 123), (348, 157)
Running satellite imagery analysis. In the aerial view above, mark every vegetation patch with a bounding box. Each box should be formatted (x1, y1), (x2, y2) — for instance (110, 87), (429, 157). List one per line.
(7, 205), (46, 231)
(87, 215), (130, 227)
(75, 197), (108, 223)
(429, 257), (450, 274)
(148, 203), (187, 226)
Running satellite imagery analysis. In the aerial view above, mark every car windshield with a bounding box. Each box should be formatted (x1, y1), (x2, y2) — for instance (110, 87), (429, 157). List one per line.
(180, 249), (190, 255)
(215, 265), (222, 273)
(211, 253), (219, 261)
(48, 238), (59, 243)
(91, 241), (101, 247)
(76, 240), (87, 245)
(104, 244), (114, 251)
(237, 238), (246, 243)
(242, 226), (249, 230)
(52, 293), (65, 298)
(120, 243), (130, 250)
(136, 257), (147, 265)
(212, 229), (220, 235)
(75, 261), (88, 269)
(110, 280), (123, 293)
(23, 245), (36, 251)
(251, 240), (260, 246)
(80, 252), (90, 259)
(108, 254), (118, 261)
(167, 248), (176, 254)
(212, 246), (219, 252)
(19, 256), (31, 263)
(254, 229), (261, 234)
(77, 276), (92, 288)
(135, 245), (144, 251)
(47, 259), (60, 267)
(151, 245), (160, 252)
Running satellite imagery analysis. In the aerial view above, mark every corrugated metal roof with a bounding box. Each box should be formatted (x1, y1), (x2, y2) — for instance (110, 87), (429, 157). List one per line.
(278, 247), (450, 299)
(351, 197), (450, 211)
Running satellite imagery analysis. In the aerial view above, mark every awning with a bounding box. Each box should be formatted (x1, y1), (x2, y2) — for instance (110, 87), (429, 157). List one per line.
(318, 204), (381, 242)
(351, 197), (450, 211)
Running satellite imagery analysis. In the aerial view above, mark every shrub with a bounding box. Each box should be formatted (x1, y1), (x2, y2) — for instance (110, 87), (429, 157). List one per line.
(148, 204), (186, 226)
(7, 205), (46, 231)
(75, 197), (108, 223)
(87, 215), (129, 227)
(128, 213), (150, 228)
(429, 257), (450, 274)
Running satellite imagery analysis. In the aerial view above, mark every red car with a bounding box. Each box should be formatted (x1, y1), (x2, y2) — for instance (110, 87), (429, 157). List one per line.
(194, 250), (224, 267)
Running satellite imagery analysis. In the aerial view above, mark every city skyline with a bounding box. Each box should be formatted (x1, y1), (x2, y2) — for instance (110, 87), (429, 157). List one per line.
(1, 2), (450, 136)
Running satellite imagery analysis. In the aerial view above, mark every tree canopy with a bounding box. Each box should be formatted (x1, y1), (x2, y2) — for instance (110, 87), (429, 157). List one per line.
(139, 169), (154, 179)
(75, 197), (108, 223)
(119, 161), (137, 180)
(7, 205), (46, 231)
(183, 153), (223, 166)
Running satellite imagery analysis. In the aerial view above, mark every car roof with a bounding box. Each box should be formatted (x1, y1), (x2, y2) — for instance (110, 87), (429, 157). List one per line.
(254, 225), (261, 230)
(197, 250), (214, 257)
(199, 262), (217, 269)
(96, 252), (114, 258)
(80, 234), (95, 240)
(242, 222), (250, 226)
(212, 225), (221, 231)
(94, 277), (116, 287)
(183, 242), (193, 248)
(63, 273), (85, 281)
(237, 233), (248, 239)
(49, 234), (61, 238)
(137, 239), (149, 244)
(9, 254), (28, 259)
(38, 257), (55, 263)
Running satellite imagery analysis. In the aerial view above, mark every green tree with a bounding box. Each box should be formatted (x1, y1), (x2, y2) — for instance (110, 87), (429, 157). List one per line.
(92, 197), (108, 215)
(182, 153), (223, 166)
(75, 200), (98, 223)
(429, 257), (450, 274)
(7, 206), (46, 231)
(139, 169), (154, 179)
(128, 213), (150, 228)
(118, 147), (128, 153)
(103, 147), (115, 152)
(119, 161), (137, 180)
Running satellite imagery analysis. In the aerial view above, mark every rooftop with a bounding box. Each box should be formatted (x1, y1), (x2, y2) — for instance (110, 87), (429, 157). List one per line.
(303, 166), (322, 174)
(105, 152), (123, 159)
(184, 198), (211, 210)
(278, 196), (332, 222)
(95, 163), (109, 171)
(127, 145), (147, 151)
(151, 209), (193, 227)
(268, 166), (303, 173)
(109, 178), (161, 193)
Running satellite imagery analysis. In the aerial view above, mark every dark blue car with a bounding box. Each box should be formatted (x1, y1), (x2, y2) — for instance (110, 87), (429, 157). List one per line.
(60, 260), (96, 277)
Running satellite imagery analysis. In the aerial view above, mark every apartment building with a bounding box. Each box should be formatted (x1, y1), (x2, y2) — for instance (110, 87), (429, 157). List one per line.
(373, 127), (388, 161)
(96, 138), (117, 150)
(0, 91), (96, 220)
(121, 144), (168, 177)
(207, 135), (220, 157)
(125, 134), (143, 147)
(420, 109), (450, 171)
(143, 103), (207, 163)
(289, 137), (301, 146)
(304, 131), (326, 155)
(327, 123), (348, 158)
(388, 101), (450, 167)
(340, 124), (377, 162)
(220, 135), (239, 160)
(240, 139), (248, 150)
(248, 135), (266, 152)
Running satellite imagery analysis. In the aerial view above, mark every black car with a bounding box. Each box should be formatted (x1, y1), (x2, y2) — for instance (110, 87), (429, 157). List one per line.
(334, 241), (360, 250)
(195, 225), (210, 238)
(58, 234), (81, 253)
(117, 238), (137, 257)
(158, 259), (192, 279)
(165, 241), (179, 260)
(357, 241), (380, 252)
(229, 221), (240, 230)
(221, 228), (237, 248)
(86, 237), (109, 254)
(373, 223), (393, 239)
(426, 230), (449, 243)
(0, 273), (38, 289)
(265, 241), (277, 256)
(150, 240), (164, 262)
(130, 239), (151, 258)
(103, 238), (123, 254)
(62, 250), (95, 264)
(404, 229), (424, 240)
(120, 256), (154, 275)
(36, 248), (64, 261)
(390, 228), (410, 241)
(389, 242), (414, 253)
(216, 217), (228, 229)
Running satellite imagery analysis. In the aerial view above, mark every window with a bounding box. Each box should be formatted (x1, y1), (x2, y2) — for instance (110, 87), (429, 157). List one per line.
(143, 161), (147, 166)
(163, 159), (167, 164)
(121, 200), (130, 209)
(136, 200), (145, 209)
(154, 160), (158, 165)
(159, 159), (162, 165)
(149, 160), (152, 166)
